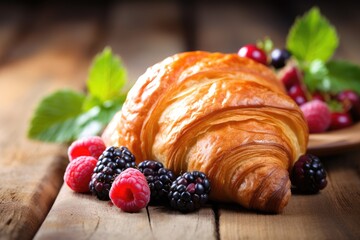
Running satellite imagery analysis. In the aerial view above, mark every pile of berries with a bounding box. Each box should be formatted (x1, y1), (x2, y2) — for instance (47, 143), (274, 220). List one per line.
(63, 136), (211, 213)
(64, 136), (327, 215)
(238, 44), (360, 133)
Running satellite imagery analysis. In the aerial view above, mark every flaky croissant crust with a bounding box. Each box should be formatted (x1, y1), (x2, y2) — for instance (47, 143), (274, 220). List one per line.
(103, 51), (308, 212)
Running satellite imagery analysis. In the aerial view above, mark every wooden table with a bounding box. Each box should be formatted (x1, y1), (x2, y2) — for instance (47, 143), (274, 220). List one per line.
(1, 1), (360, 239)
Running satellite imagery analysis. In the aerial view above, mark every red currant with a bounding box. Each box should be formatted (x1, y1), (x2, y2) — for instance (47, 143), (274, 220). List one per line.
(337, 90), (360, 121)
(278, 65), (302, 90)
(288, 84), (307, 106)
(312, 92), (326, 102)
(238, 44), (267, 65)
(329, 112), (353, 130)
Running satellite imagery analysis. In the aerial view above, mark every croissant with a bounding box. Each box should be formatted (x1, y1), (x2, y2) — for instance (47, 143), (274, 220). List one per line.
(102, 51), (308, 213)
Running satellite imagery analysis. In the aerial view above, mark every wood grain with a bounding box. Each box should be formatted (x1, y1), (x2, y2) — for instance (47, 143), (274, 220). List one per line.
(34, 186), (152, 240)
(34, 2), (216, 240)
(147, 206), (216, 240)
(0, 5), (104, 239)
(195, 3), (360, 240)
(218, 150), (360, 240)
(1, 1), (360, 239)
(35, 186), (216, 240)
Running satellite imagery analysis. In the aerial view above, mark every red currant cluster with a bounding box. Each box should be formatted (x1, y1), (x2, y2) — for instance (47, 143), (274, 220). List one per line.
(238, 44), (360, 133)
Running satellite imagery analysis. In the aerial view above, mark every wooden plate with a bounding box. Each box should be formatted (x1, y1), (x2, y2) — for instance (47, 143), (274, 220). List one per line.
(307, 122), (360, 156)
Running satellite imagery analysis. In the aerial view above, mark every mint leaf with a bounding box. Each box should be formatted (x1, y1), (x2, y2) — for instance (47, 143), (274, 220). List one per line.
(76, 98), (125, 138)
(326, 60), (360, 94)
(83, 95), (103, 111)
(286, 7), (339, 62)
(27, 47), (129, 143)
(28, 89), (85, 142)
(304, 60), (330, 92)
(87, 47), (127, 102)
(27, 90), (126, 142)
(304, 60), (360, 95)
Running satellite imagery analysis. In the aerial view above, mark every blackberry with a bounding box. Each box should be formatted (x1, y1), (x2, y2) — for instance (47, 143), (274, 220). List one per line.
(291, 154), (327, 194)
(89, 146), (136, 200)
(138, 160), (175, 204)
(168, 171), (211, 213)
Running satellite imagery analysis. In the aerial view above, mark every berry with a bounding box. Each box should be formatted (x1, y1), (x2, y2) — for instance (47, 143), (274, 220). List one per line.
(300, 100), (331, 133)
(337, 90), (360, 121)
(270, 48), (291, 69)
(311, 92), (326, 102)
(238, 44), (267, 65)
(64, 156), (98, 193)
(329, 112), (353, 131)
(168, 171), (211, 213)
(138, 160), (176, 204)
(288, 84), (308, 106)
(89, 146), (136, 200)
(68, 136), (106, 162)
(291, 154), (327, 194)
(278, 64), (302, 90)
(109, 168), (150, 212)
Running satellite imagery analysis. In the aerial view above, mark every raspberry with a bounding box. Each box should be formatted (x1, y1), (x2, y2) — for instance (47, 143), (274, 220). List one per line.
(68, 136), (106, 162)
(89, 146), (136, 200)
(64, 156), (98, 193)
(138, 160), (175, 204)
(109, 168), (150, 212)
(291, 154), (327, 194)
(168, 171), (211, 213)
(300, 100), (331, 133)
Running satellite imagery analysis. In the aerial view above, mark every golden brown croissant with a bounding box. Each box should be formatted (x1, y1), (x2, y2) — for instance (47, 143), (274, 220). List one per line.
(102, 51), (309, 213)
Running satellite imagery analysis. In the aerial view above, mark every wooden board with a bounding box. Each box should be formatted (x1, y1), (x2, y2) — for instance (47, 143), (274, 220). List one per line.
(218, 150), (360, 240)
(34, 186), (216, 240)
(34, 2), (216, 240)
(34, 186), (152, 240)
(0, 5), (104, 240)
(1, 1), (360, 239)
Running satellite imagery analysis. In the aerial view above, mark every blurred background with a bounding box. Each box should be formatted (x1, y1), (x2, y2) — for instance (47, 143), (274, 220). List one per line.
(0, 0), (359, 86)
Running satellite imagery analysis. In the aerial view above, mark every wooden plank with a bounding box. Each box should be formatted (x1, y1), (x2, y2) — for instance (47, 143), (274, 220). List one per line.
(218, 150), (360, 240)
(147, 206), (216, 240)
(35, 186), (216, 240)
(196, 2), (360, 240)
(0, 5), (104, 239)
(34, 186), (152, 240)
(34, 2), (217, 240)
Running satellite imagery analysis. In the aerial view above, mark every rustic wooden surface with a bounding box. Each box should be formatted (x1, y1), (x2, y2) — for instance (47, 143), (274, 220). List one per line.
(0, 1), (360, 240)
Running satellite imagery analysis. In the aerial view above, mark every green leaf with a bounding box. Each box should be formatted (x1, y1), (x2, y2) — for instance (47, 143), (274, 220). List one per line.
(87, 47), (127, 102)
(82, 95), (103, 111)
(286, 7), (339, 62)
(76, 98), (125, 138)
(27, 89), (85, 142)
(326, 60), (360, 94)
(27, 47), (130, 143)
(27, 90), (126, 142)
(304, 60), (330, 92)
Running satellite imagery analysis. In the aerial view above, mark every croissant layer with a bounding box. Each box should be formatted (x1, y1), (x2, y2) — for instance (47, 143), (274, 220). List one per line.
(103, 51), (308, 212)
